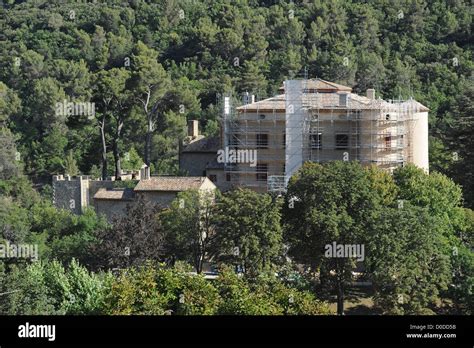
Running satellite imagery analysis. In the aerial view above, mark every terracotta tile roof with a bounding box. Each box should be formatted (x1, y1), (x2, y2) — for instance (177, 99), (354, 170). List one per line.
(134, 176), (208, 192)
(182, 136), (220, 153)
(278, 78), (353, 93)
(236, 91), (429, 112)
(236, 94), (285, 111)
(94, 188), (135, 200)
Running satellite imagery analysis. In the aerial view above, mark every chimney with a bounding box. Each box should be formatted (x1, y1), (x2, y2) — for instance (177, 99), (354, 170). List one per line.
(188, 120), (199, 138)
(224, 97), (230, 115)
(140, 164), (150, 180)
(243, 92), (249, 104)
(367, 88), (375, 100)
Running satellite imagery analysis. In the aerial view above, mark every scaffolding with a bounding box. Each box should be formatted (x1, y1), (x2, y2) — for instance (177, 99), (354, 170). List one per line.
(221, 79), (422, 194)
(221, 91), (286, 191)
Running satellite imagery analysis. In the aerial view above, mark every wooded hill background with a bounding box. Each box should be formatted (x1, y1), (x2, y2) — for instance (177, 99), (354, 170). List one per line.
(0, 0), (473, 205)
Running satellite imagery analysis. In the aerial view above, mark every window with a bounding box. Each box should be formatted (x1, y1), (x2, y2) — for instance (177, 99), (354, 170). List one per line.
(385, 114), (390, 121)
(226, 173), (231, 182)
(282, 133), (286, 148)
(256, 134), (268, 148)
(335, 134), (349, 149)
(208, 175), (217, 183)
(310, 133), (322, 149)
(339, 94), (348, 107)
(385, 135), (391, 149)
(256, 163), (268, 182)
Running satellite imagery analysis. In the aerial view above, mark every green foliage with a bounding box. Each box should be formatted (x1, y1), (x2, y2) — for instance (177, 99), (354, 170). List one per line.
(215, 267), (282, 315)
(283, 161), (386, 313)
(106, 262), (168, 315)
(66, 259), (110, 314)
(0, 259), (110, 315)
(0, 176), (41, 208)
(211, 188), (283, 276)
(0, 0), (473, 316)
(64, 150), (79, 176)
(449, 80), (474, 208)
(0, 128), (22, 180)
(0, 0), (470, 198)
(393, 164), (466, 248)
(161, 189), (215, 273)
(113, 180), (138, 189)
(0, 262), (55, 315)
(0, 197), (30, 243)
(121, 146), (143, 171)
(173, 270), (221, 315)
(366, 206), (451, 314)
(215, 266), (330, 315)
(105, 262), (328, 316)
(49, 208), (108, 266)
(0, 82), (21, 123)
(449, 244), (474, 314)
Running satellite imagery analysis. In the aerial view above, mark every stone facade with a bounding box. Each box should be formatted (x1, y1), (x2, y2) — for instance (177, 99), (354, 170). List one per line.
(179, 120), (229, 191)
(52, 175), (115, 215)
(52, 174), (217, 222)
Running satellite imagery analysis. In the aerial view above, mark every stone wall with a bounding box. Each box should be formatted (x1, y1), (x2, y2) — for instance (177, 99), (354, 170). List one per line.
(52, 175), (87, 214)
(94, 199), (132, 222)
(52, 175), (115, 215)
(179, 152), (216, 176)
(136, 191), (178, 207)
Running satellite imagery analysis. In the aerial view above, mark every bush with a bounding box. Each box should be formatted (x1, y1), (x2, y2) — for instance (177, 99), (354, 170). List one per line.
(215, 267), (330, 315)
(106, 262), (221, 315)
(0, 260), (110, 315)
(106, 262), (168, 315)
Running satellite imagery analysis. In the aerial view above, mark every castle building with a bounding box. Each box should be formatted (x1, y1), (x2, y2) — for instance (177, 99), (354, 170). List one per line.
(53, 171), (216, 221)
(180, 78), (429, 193)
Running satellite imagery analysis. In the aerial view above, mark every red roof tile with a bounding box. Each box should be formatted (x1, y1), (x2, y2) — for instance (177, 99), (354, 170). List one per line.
(94, 188), (135, 200)
(134, 176), (208, 192)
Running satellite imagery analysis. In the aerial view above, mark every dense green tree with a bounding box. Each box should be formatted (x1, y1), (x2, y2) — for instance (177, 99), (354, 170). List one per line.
(0, 82), (21, 125)
(215, 266), (330, 315)
(0, 261), (54, 315)
(283, 161), (386, 315)
(0, 128), (22, 180)
(93, 68), (131, 180)
(129, 41), (169, 167)
(121, 146), (143, 171)
(0, 197), (30, 244)
(63, 150), (79, 176)
(449, 80), (474, 208)
(366, 206), (451, 314)
(393, 165), (466, 247)
(105, 262), (329, 315)
(161, 190), (215, 273)
(48, 208), (108, 266)
(0, 259), (110, 315)
(95, 197), (166, 270)
(151, 77), (200, 174)
(211, 189), (283, 277)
